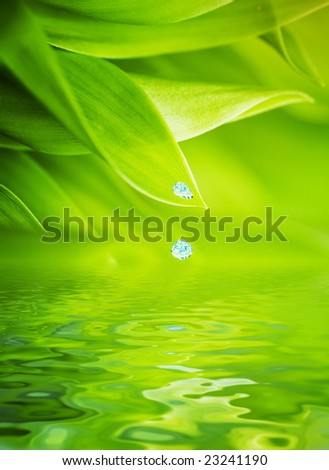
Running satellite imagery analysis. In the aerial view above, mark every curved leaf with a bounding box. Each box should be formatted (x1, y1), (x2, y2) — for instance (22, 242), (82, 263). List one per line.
(0, 2), (205, 207)
(262, 27), (324, 85)
(0, 72), (87, 155)
(0, 0), (97, 152)
(56, 52), (206, 207)
(0, 64), (313, 153)
(0, 184), (43, 232)
(28, 0), (231, 24)
(0, 48), (206, 206)
(131, 75), (313, 141)
(32, 0), (329, 58)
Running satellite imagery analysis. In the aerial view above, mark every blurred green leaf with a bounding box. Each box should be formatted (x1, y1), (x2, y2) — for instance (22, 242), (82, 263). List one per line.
(0, 148), (164, 234)
(32, 151), (157, 219)
(0, 183), (43, 232)
(262, 27), (324, 85)
(0, 134), (31, 151)
(132, 75), (313, 141)
(29, 0), (231, 24)
(0, 149), (83, 220)
(114, 48), (261, 86)
(32, 0), (329, 58)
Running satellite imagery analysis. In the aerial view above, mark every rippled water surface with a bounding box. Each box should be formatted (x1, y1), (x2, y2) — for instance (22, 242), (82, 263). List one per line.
(1, 264), (329, 450)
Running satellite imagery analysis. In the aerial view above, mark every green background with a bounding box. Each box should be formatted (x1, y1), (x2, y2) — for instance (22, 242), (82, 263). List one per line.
(0, 0), (328, 450)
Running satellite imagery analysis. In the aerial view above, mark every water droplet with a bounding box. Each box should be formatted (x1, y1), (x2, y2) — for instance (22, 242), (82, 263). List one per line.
(171, 239), (193, 260)
(173, 182), (193, 199)
(167, 325), (184, 331)
(26, 392), (52, 398)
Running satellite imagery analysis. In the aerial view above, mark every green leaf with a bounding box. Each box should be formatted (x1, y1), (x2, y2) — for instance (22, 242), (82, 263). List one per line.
(56, 52), (206, 207)
(0, 48), (206, 207)
(131, 75), (313, 141)
(0, 148), (164, 232)
(0, 149), (84, 220)
(32, 151), (157, 218)
(0, 134), (31, 151)
(0, 2), (205, 207)
(262, 27), (324, 85)
(32, 0), (329, 58)
(0, 184), (44, 232)
(0, 72), (87, 155)
(0, 0), (97, 152)
(0, 61), (312, 154)
(28, 0), (231, 24)
(114, 48), (261, 86)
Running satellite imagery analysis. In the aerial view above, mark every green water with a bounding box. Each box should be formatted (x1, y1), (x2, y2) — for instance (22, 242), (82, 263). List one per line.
(1, 264), (329, 450)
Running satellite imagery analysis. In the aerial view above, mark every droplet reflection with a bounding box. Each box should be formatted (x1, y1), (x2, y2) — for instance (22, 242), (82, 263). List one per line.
(171, 239), (193, 260)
